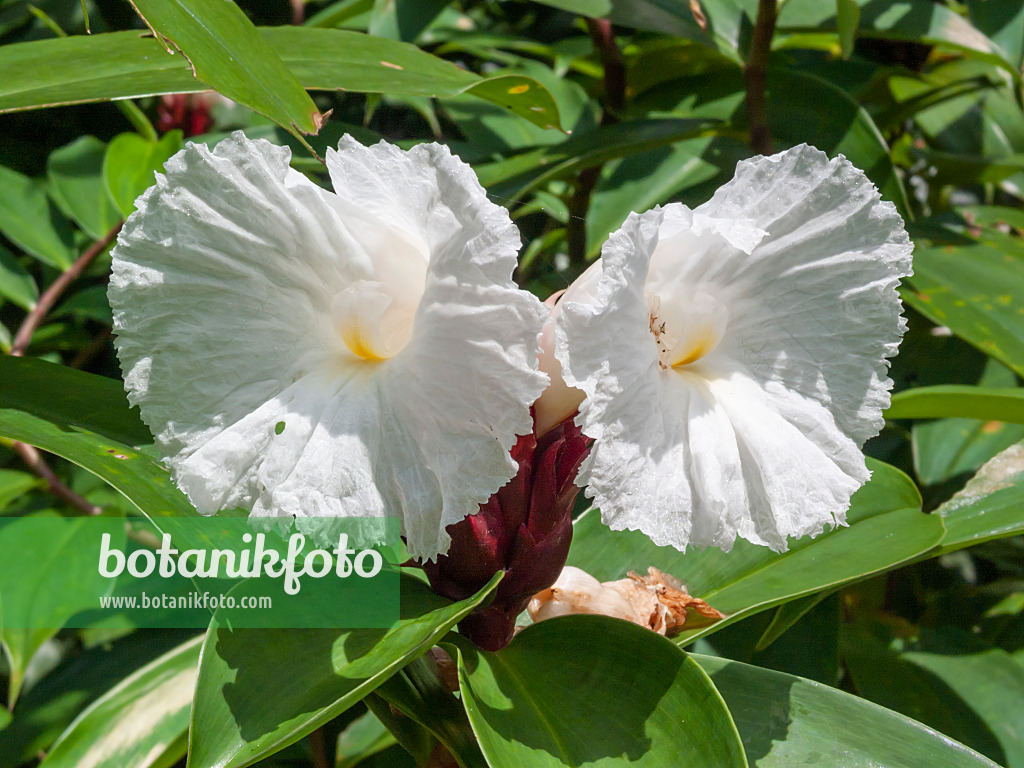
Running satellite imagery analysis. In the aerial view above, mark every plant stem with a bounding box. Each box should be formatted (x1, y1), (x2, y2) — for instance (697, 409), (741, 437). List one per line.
(10, 222), (121, 357)
(744, 0), (777, 156)
(117, 100), (159, 143)
(584, 18), (625, 117)
(8, 222), (122, 517)
(567, 18), (626, 267)
(11, 442), (102, 516)
(309, 726), (329, 768)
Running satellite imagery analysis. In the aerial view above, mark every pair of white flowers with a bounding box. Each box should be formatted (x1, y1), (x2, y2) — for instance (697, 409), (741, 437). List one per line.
(109, 133), (912, 562)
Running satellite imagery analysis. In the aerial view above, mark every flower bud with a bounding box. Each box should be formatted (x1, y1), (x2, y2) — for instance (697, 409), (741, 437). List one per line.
(422, 415), (590, 651)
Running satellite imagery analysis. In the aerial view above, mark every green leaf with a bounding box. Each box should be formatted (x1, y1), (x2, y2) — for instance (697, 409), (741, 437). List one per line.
(604, 0), (753, 61)
(904, 238), (1024, 378)
(187, 573), (501, 768)
(335, 709), (401, 768)
(695, 653), (1002, 767)
(53, 285), (114, 325)
(374, 656), (486, 768)
(451, 615), (749, 768)
(103, 132), (183, 219)
(367, 0), (446, 42)
(765, 67), (911, 218)
(621, 61), (909, 217)
(39, 635), (202, 768)
(962, 205), (1024, 231)
(0, 469), (40, 511)
(0, 29), (562, 132)
(936, 440), (1024, 555)
(442, 57), (595, 155)
(698, 593), (842, 685)
(843, 626), (1024, 767)
(0, 246), (39, 311)
(0, 166), (75, 270)
(584, 137), (724, 259)
(568, 460), (943, 645)
(754, 590), (833, 652)
(966, 0), (1024, 69)
(887, 386), (1024, 425)
(130, 0), (323, 136)
(46, 136), (121, 241)
(0, 515), (125, 707)
(912, 360), (1024, 486)
(475, 118), (716, 197)
(917, 149), (1024, 187)
(776, 0), (1018, 77)
(0, 356), (223, 553)
(836, 0), (860, 58)
(0, 630), (198, 768)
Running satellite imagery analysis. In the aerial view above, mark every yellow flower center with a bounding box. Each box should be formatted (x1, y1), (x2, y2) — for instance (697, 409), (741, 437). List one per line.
(647, 291), (728, 370)
(333, 280), (417, 361)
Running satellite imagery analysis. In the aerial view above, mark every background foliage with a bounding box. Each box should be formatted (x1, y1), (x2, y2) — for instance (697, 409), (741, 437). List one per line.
(1, 0), (1024, 766)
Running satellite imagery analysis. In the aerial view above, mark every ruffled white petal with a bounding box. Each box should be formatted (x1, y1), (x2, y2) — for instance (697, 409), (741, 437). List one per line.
(110, 133), (547, 560)
(557, 145), (912, 552)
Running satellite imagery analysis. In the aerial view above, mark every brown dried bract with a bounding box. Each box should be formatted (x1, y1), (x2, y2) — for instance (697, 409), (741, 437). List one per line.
(625, 567), (726, 635)
(528, 565), (725, 637)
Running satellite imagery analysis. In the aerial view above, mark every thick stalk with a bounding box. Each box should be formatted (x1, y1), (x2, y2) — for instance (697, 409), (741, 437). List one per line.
(744, 0), (777, 156)
(567, 18), (626, 267)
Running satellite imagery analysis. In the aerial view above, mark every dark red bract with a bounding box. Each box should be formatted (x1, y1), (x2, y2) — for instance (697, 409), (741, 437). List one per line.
(421, 416), (590, 651)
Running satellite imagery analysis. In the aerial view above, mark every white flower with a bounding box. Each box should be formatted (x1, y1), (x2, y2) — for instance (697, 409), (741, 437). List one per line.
(108, 133), (548, 561)
(548, 145), (913, 552)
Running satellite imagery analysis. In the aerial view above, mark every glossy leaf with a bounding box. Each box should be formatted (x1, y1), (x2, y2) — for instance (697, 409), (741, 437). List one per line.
(936, 440), (1024, 555)
(584, 137), (724, 259)
(695, 654), (1001, 767)
(39, 635), (202, 768)
(0, 630), (200, 768)
(186, 573), (501, 768)
(912, 361), (1024, 486)
(0, 165), (75, 269)
(103, 131), (183, 218)
(698, 594), (842, 686)
(836, 0), (860, 58)
(374, 656), (487, 768)
(335, 709), (400, 768)
(765, 67), (910, 217)
(904, 239), (1024, 378)
(776, 0), (1017, 76)
(0, 29), (562, 131)
(568, 460), (943, 645)
(754, 590), (833, 653)
(0, 355), (225, 553)
(0, 246), (38, 311)
(623, 61), (909, 216)
(0, 515), (124, 706)
(475, 118), (715, 196)
(0, 469), (39, 511)
(888, 386), (1024, 425)
(451, 615), (749, 768)
(843, 626), (1024, 767)
(46, 136), (121, 241)
(130, 0), (322, 136)
(966, 0), (1024, 69)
